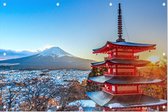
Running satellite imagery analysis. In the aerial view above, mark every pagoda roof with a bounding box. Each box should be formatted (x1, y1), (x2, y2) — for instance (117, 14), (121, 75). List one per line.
(110, 41), (155, 47)
(86, 91), (167, 108)
(88, 75), (164, 85)
(93, 41), (156, 54)
(92, 59), (150, 67)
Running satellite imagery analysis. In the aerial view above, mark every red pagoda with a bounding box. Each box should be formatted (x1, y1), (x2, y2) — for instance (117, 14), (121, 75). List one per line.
(86, 3), (167, 111)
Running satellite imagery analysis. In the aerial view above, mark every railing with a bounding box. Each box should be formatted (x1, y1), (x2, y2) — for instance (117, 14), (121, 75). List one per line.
(104, 55), (139, 60)
(102, 87), (113, 94)
(104, 72), (135, 76)
(103, 87), (140, 95)
(116, 72), (135, 75)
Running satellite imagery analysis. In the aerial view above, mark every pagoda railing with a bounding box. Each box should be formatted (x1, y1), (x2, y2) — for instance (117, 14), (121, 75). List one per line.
(102, 87), (140, 94)
(102, 87), (115, 94)
(104, 72), (135, 76)
(105, 55), (139, 60)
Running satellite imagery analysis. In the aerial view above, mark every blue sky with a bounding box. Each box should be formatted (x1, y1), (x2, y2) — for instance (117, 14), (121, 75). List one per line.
(0, 0), (167, 60)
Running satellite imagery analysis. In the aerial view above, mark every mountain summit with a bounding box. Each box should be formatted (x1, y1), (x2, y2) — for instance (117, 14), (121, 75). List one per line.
(0, 47), (93, 70)
(38, 47), (73, 57)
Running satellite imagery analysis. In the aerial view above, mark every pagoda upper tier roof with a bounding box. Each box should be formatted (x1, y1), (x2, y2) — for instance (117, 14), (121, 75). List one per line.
(92, 59), (150, 67)
(86, 91), (167, 108)
(93, 41), (156, 53)
(88, 75), (164, 85)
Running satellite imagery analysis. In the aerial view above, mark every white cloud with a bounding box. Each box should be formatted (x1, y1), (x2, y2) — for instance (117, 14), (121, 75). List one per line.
(37, 44), (55, 52)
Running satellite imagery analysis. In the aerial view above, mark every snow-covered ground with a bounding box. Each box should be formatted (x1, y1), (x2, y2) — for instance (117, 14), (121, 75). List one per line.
(68, 100), (96, 107)
(68, 100), (101, 111)
(0, 69), (90, 110)
(0, 69), (90, 85)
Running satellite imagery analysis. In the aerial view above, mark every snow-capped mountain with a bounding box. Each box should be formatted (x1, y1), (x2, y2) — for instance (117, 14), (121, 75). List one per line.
(38, 47), (73, 57)
(0, 47), (94, 70)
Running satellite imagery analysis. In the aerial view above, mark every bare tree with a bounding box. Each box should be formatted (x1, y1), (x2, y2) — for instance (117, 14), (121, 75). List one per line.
(58, 80), (86, 111)
(18, 77), (59, 111)
(3, 77), (87, 111)
(2, 83), (21, 111)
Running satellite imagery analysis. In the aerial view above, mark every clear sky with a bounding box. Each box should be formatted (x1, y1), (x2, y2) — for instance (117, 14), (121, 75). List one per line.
(0, 0), (167, 61)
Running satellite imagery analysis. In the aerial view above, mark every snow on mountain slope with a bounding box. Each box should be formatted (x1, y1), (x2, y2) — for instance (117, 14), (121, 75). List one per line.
(38, 47), (73, 57)
(0, 47), (94, 70)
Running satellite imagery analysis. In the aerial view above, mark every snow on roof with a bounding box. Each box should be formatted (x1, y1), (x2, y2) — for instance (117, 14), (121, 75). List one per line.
(93, 41), (156, 53)
(105, 95), (167, 108)
(89, 76), (164, 85)
(111, 41), (156, 47)
(91, 61), (104, 66)
(87, 91), (167, 108)
(110, 59), (150, 65)
(108, 103), (124, 108)
(86, 91), (113, 106)
(106, 76), (163, 84)
(89, 76), (111, 83)
(92, 59), (150, 66)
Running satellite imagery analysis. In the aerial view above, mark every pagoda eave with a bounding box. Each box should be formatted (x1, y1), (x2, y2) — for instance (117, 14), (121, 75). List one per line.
(93, 41), (156, 54)
(104, 102), (166, 109)
(88, 75), (164, 85)
(91, 59), (150, 67)
(86, 91), (167, 109)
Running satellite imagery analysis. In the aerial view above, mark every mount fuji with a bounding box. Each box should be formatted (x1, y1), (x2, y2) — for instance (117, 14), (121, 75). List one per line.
(0, 47), (94, 70)
(38, 47), (73, 57)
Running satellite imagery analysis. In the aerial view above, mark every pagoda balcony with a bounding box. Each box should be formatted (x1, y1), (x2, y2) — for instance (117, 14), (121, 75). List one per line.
(102, 87), (116, 94)
(104, 72), (112, 76)
(105, 55), (139, 60)
(103, 83), (140, 94)
(102, 87), (142, 95)
(104, 72), (135, 76)
(102, 87), (140, 95)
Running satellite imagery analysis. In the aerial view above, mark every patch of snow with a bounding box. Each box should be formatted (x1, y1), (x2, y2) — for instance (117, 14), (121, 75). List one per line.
(108, 103), (124, 108)
(38, 47), (73, 57)
(68, 100), (96, 107)
(0, 63), (20, 66)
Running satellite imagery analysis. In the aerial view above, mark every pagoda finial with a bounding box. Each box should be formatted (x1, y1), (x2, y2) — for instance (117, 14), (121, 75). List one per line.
(116, 3), (125, 42)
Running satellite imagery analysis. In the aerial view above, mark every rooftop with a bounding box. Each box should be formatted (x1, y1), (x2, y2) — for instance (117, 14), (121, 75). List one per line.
(86, 91), (167, 108)
(92, 59), (150, 67)
(93, 41), (156, 54)
(89, 75), (164, 85)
